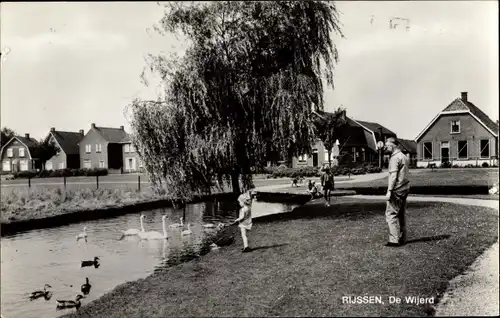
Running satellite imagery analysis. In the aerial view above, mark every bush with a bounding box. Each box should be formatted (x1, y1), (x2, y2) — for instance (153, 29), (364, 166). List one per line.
(12, 171), (37, 179)
(441, 161), (452, 168)
(482, 162), (489, 168)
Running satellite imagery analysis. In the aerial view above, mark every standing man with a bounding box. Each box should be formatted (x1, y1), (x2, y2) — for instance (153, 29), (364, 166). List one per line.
(384, 137), (411, 247)
(321, 167), (333, 207)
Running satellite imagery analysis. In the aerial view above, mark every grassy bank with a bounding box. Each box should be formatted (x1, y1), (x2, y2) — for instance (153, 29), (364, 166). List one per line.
(63, 197), (498, 317)
(0, 188), (164, 224)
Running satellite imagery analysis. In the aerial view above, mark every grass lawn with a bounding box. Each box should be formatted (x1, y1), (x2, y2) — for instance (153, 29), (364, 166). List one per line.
(63, 197), (498, 317)
(337, 168), (498, 188)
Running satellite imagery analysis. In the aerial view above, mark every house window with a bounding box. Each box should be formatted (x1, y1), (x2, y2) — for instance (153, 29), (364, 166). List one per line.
(352, 147), (356, 162)
(7, 148), (13, 158)
(95, 144), (102, 153)
(361, 148), (365, 161)
(138, 159), (143, 168)
(85, 145), (91, 153)
(298, 154), (308, 162)
(19, 148), (25, 157)
(99, 160), (105, 168)
(480, 140), (490, 158)
(423, 142), (433, 160)
(130, 144), (135, 153)
(124, 144), (130, 153)
(46, 161), (53, 170)
(83, 160), (91, 169)
(450, 120), (460, 134)
(2, 160), (11, 171)
(324, 149), (329, 161)
(20, 160), (28, 171)
(59, 162), (65, 169)
(458, 141), (468, 159)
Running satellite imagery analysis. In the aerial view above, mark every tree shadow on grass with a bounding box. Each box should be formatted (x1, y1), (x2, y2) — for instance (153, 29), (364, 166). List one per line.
(406, 234), (451, 244)
(251, 243), (289, 251)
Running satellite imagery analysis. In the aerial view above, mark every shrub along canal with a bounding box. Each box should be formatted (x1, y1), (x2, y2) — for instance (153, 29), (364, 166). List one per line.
(1, 195), (307, 318)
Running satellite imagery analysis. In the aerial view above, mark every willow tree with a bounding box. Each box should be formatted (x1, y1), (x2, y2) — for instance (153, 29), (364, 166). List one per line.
(130, 1), (343, 199)
(314, 107), (348, 168)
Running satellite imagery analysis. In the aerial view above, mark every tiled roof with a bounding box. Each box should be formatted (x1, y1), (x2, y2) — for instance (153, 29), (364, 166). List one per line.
(355, 120), (397, 137)
(119, 134), (132, 143)
(51, 131), (83, 155)
(95, 127), (128, 143)
(463, 101), (499, 135)
(399, 139), (417, 154)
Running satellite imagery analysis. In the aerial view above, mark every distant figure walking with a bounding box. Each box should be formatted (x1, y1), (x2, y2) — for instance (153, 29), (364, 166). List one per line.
(384, 137), (411, 247)
(320, 167), (333, 207)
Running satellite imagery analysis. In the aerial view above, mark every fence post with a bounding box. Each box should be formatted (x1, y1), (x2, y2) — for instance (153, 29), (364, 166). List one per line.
(138, 175), (141, 192)
(96, 175), (99, 189)
(64, 176), (67, 189)
(28, 177), (31, 188)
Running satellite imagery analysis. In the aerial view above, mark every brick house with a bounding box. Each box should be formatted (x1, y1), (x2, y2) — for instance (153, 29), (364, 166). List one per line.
(399, 139), (418, 167)
(415, 92), (499, 167)
(0, 133), (40, 172)
(44, 128), (85, 170)
(291, 111), (397, 168)
(78, 123), (128, 173)
(119, 134), (143, 173)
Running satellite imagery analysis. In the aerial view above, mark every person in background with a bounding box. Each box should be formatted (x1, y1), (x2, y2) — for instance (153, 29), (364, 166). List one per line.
(384, 137), (411, 247)
(320, 167), (333, 207)
(232, 191), (254, 252)
(307, 180), (320, 199)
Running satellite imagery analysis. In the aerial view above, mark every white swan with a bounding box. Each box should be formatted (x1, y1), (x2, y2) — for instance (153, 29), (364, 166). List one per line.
(119, 215), (145, 239)
(181, 223), (192, 236)
(169, 217), (184, 228)
(76, 227), (87, 242)
(202, 223), (216, 228)
(138, 215), (168, 240)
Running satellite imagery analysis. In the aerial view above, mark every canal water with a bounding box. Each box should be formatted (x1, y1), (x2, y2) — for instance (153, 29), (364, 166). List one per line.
(1, 198), (301, 318)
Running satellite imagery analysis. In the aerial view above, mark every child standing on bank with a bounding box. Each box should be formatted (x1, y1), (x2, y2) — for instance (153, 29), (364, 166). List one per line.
(232, 191), (254, 253)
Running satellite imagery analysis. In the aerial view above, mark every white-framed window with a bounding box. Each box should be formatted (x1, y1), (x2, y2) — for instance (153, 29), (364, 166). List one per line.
(99, 160), (105, 168)
(124, 144), (130, 153)
(7, 148), (13, 158)
(324, 149), (330, 161)
(20, 160), (28, 171)
(3, 160), (11, 171)
(19, 148), (25, 157)
(423, 142), (433, 160)
(95, 144), (102, 153)
(59, 162), (65, 169)
(458, 140), (468, 159)
(130, 144), (135, 153)
(480, 140), (490, 158)
(138, 158), (143, 168)
(298, 154), (308, 162)
(450, 120), (460, 134)
(46, 161), (53, 170)
(85, 144), (91, 153)
(83, 159), (91, 169)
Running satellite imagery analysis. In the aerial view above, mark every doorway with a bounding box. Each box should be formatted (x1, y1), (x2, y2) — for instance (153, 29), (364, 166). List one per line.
(441, 141), (450, 163)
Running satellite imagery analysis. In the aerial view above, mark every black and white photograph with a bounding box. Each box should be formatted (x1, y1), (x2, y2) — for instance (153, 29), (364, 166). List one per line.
(0, 1), (498, 317)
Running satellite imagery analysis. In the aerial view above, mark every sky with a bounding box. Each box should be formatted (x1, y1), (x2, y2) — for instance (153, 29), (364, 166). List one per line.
(1, 1), (498, 141)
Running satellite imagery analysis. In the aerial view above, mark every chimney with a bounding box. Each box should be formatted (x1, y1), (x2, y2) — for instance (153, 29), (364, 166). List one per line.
(120, 125), (124, 130)
(25, 133), (30, 139)
(461, 92), (468, 102)
(91, 123), (96, 129)
(79, 129), (84, 135)
(50, 127), (55, 132)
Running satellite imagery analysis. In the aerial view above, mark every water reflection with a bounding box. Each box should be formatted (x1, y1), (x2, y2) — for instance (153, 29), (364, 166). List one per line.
(1, 198), (300, 318)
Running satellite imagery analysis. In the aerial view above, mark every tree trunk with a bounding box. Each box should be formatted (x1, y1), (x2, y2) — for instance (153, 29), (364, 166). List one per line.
(328, 149), (332, 168)
(231, 167), (241, 195)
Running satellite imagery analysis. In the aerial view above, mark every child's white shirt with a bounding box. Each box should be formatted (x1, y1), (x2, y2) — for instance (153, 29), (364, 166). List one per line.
(238, 205), (252, 230)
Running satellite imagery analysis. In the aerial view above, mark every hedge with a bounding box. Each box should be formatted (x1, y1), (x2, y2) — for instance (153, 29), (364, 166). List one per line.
(265, 164), (382, 179)
(12, 168), (108, 179)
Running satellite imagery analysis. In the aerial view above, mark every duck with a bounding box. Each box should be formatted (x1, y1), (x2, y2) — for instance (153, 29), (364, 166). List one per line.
(138, 215), (168, 240)
(181, 223), (192, 236)
(169, 217), (184, 228)
(119, 215), (145, 240)
(56, 294), (84, 310)
(76, 227), (88, 242)
(81, 256), (100, 268)
(29, 284), (52, 301)
(81, 277), (91, 295)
